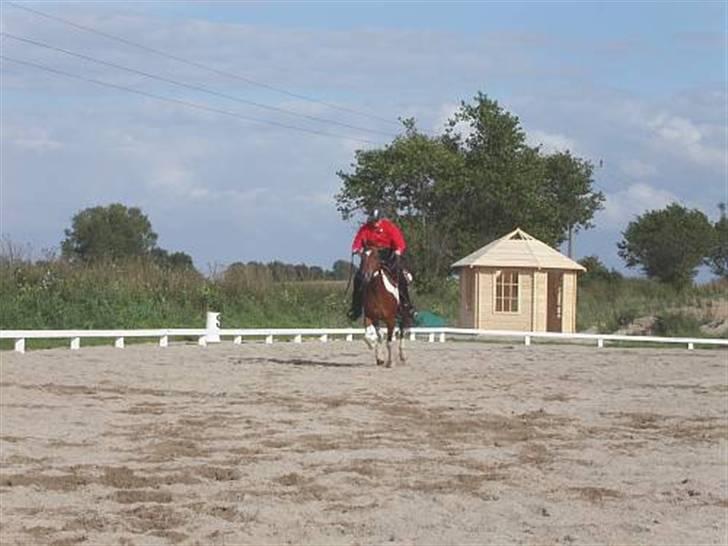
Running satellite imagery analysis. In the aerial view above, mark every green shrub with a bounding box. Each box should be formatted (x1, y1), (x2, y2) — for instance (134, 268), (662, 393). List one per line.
(653, 312), (703, 338)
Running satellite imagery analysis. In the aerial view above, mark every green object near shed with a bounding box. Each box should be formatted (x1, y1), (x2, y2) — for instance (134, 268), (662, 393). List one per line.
(414, 311), (447, 327)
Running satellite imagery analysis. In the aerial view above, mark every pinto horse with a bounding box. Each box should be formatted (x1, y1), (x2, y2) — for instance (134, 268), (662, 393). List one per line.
(360, 245), (408, 367)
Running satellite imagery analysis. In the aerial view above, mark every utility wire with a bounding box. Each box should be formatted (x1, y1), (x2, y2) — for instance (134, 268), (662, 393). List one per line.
(1, 32), (397, 138)
(6, 1), (401, 127)
(0, 55), (383, 146)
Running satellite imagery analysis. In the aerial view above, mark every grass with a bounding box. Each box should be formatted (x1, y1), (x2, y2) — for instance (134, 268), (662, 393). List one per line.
(1, 258), (725, 341)
(577, 277), (726, 337)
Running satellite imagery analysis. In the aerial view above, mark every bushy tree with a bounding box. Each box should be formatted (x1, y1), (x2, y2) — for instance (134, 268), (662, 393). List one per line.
(61, 203), (158, 262)
(705, 203), (727, 279)
(335, 93), (604, 285)
(151, 248), (195, 270)
(331, 259), (353, 280)
(617, 203), (714, 287)
(578, 255), (623, 284)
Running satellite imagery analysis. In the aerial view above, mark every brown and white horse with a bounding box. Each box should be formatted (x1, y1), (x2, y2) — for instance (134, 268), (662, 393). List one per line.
(360, 245), (408, 367)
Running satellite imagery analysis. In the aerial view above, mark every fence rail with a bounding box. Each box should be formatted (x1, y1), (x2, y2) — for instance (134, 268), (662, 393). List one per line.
(2, 322), (726, 354)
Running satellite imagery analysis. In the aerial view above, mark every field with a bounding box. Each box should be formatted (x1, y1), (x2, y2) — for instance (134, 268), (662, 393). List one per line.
(1, 341), (726, 545)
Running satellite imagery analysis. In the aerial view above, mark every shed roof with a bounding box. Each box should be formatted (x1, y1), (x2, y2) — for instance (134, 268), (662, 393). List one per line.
(451, 228), (586, 271)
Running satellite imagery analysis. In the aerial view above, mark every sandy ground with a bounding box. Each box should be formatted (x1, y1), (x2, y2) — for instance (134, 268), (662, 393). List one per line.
(0, 340), (726, 546)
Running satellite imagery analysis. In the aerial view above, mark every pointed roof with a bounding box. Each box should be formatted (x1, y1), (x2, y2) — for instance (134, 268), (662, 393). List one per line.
(451, 228), (586, 271)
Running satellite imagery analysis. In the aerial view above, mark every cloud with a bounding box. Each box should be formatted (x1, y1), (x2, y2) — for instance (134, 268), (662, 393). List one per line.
(599, 183), (681, 229)
(647, 113), (726, 170)
(619, 158), (658, 179)
(526, 129), (579, 155)
(4, 126), (63, 152)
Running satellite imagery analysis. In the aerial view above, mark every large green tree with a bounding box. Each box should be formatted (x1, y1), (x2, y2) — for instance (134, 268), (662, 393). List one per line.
(335, 93), (604, 284)
(617, 203), (714, 287)
(62, 204), (158, 261)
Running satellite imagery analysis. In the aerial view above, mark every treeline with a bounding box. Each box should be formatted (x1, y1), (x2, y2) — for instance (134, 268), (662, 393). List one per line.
(224, 260), (352, 283)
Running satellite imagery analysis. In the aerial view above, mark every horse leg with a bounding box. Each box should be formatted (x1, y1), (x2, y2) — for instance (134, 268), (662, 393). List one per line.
(370, 320), (384, 366)
(363, 317), (376, 350)
(385, 319), (395, 368)
(398, 324), (407, 363)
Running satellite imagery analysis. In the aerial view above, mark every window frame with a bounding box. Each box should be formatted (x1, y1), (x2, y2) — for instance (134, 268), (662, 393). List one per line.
(494, 269), (520, 314)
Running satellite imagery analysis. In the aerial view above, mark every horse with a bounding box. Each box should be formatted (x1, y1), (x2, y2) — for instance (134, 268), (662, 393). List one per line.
(359, 245), (409, 367)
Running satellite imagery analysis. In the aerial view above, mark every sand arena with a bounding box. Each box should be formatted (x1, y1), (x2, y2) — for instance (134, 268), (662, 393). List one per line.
(1, 341), (726, 545)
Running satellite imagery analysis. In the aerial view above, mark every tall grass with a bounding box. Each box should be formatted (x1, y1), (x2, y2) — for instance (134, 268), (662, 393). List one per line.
(1, 257), (724, 338)
(577, 277), (727, 336)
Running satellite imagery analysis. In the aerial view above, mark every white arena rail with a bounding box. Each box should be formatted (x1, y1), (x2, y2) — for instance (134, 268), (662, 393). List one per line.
(1, 320), (726, 354)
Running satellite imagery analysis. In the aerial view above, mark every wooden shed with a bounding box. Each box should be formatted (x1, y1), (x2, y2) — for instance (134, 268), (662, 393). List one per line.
(452, 228), (585, 333)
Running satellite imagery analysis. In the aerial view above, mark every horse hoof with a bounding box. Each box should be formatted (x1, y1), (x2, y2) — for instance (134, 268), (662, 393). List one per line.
(376, 359), (384, 366)
(385, 361), (392, 368)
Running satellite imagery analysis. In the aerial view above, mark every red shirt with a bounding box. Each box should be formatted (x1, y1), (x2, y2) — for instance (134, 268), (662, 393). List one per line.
(352, 218), (406, 254)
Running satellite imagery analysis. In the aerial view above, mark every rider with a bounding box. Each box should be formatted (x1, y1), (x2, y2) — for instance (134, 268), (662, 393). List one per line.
(348, 208), (415, 322)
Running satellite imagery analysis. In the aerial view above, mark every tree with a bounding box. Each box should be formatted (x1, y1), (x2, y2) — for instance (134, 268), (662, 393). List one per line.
(705, 203), (727, 279)
(335, 93), (604, 285)
(331, 259), (352, 280)
(61, 203), (158, 262)
(151, 248), (195, 270)
(617, 203), (714, 287)
(578, 255), (623, 284)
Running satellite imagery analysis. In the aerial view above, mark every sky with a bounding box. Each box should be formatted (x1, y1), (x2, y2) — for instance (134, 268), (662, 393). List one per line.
(1, 0), (726, 279)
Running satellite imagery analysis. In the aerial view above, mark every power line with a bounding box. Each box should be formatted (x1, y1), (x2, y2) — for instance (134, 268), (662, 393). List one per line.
(6, 1), (401, 127)
(0, 55), (384, 146)
(1, 32), (397, 138)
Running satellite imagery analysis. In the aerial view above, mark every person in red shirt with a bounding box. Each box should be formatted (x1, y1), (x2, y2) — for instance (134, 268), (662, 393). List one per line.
(348, 208), (415, 322)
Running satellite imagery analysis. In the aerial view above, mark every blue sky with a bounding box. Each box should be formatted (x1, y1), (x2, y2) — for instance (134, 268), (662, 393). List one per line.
(1, 1), (726, 279)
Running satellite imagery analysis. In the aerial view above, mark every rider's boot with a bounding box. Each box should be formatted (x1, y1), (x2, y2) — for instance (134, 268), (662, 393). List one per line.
(398, 274), (416, 324)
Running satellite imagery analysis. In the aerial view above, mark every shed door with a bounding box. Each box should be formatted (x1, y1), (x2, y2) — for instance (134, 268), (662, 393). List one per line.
(547, 271), (563, 332)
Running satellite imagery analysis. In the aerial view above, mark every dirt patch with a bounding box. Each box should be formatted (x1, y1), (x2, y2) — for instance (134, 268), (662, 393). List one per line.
(570, 486), (624, 503)
(111, 489), (173, 504)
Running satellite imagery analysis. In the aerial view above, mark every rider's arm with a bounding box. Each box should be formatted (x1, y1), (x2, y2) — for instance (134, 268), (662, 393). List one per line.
(351, 226), (366, 254)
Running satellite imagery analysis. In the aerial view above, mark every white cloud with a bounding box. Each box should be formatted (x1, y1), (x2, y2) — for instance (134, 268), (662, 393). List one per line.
(526, 129), (578, 155)
(4, 126), (63, 152)
(432, 102), (472, 139)
(647, 113), (726, 170)
(599, 183), (681, 229)
(619, 158), (658, 179)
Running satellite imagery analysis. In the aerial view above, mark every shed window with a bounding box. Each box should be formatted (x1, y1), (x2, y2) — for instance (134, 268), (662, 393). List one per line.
(495, 270), (519, 313)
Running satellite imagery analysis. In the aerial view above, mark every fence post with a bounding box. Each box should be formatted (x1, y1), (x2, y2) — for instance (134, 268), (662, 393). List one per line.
(70, 337), (80, 350)
(233, 336), (242, 345)
(293, 334), (302, 343)
(198, 336), (207, 347)
(346, 333), (353, 342)
(159, 335), (168, 348)
(410, 331), (416, 341)
(524, 335), (531, 346)
(428, 333), (435, 343)
(114, 337), (124, 349)
(688, 342), (694, 350)
(14, 338), (25, 354)
(319, 334), (328, 343)
(205, 311), (221, 343)
(597, 337), (604, 349)
(265, 335), (273, 344)
(439, 332), (446, 343)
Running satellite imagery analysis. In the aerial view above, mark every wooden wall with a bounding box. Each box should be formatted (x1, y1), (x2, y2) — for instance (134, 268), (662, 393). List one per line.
(458, 267), (580, 332)
(561, 271), (577, 333)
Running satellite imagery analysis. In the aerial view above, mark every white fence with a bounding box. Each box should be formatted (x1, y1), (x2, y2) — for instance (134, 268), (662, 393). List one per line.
(2, 315), (727, 354)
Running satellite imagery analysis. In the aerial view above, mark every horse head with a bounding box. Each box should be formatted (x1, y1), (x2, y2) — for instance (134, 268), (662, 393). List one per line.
(360, 245), (382, 284)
